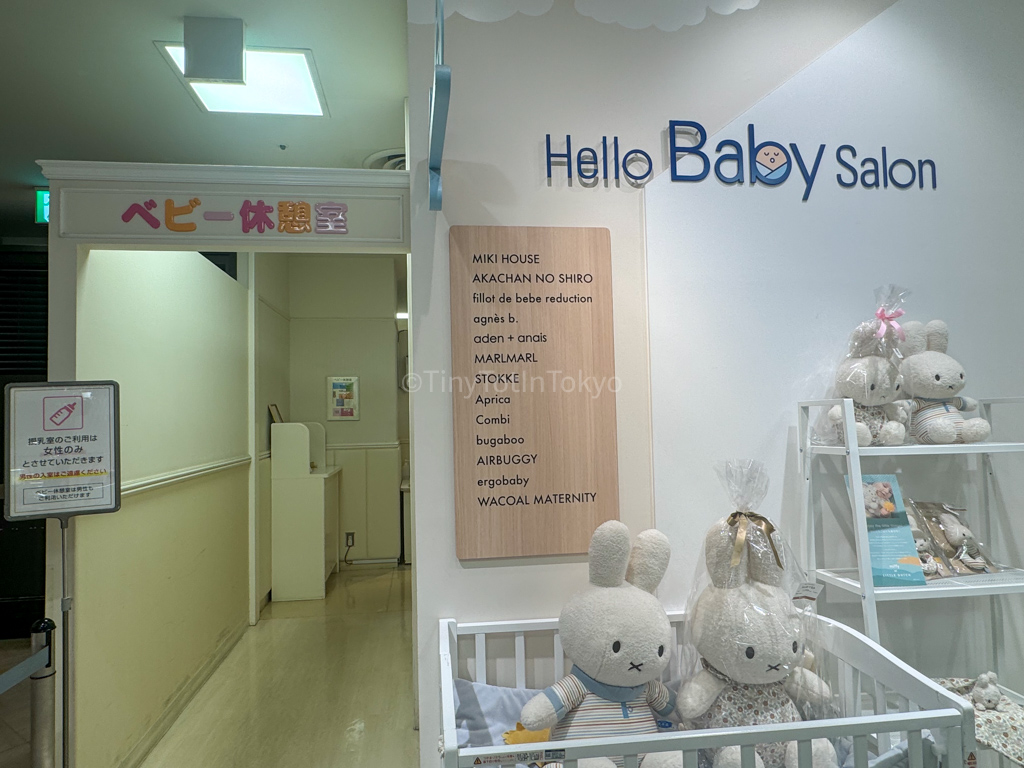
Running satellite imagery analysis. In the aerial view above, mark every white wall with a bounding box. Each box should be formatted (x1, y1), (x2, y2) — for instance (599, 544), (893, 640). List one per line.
(406, 2), (896, 761)
(646, 0), (1024, 684)
(75, 249), (249, 767)
(255, 253), (291, 602)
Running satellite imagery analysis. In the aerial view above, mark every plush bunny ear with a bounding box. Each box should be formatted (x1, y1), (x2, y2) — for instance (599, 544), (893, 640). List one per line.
(925, 320), (949, 353)
(589, 520), (631, 587)
(743, 524), (785, 587)
(704, 520), (742, 588)
(897, 320), (927, 358)
(705, 518), (785, 588)
(847, 321), (885, 358)
(625, 529), (670, 594)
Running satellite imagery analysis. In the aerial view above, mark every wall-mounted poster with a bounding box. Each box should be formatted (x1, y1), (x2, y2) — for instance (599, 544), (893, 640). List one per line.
(327, 377), (359, 421)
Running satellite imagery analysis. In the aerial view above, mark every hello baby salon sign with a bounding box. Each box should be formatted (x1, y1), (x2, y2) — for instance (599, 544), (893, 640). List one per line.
(545, 120), (937, 200)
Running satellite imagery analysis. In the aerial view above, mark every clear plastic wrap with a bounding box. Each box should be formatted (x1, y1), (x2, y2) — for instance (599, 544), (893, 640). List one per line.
(678, 461), (836, 768)
(907, 500), (1006, 576)
(814, 285), (911, 447)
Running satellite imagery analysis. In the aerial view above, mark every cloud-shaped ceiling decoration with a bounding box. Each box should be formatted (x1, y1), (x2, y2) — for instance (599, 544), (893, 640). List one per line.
(409, 0), (759, 29)
(409, 0), (554, 24)
(573, 0), (761, 31)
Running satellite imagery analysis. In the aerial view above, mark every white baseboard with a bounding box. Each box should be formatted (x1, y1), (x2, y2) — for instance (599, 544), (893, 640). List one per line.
(115, 619), (248, 768)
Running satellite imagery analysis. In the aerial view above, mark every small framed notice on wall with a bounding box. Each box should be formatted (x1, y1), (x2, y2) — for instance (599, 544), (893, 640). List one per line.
(327, 377), (359, 420)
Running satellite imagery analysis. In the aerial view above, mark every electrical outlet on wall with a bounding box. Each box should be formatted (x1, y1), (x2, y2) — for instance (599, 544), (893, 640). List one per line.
(345, 532), (355, 548)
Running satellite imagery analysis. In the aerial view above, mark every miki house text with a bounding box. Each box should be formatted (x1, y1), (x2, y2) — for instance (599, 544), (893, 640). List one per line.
(545, 120), (937, 200)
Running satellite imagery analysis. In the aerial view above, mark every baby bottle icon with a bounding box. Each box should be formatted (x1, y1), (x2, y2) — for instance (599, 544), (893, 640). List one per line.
(49, 401), (77, 427)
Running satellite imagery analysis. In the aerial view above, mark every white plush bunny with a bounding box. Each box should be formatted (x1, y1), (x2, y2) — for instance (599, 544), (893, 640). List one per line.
(895, 320), (990, 444)
(934, 510), (987, 571)
(677, 521), (836, 768)
(914, 538), (940, 576)
(828, 322), (907, 446)
(971, 673), (1008, 712)
(521, 521), (681, 768)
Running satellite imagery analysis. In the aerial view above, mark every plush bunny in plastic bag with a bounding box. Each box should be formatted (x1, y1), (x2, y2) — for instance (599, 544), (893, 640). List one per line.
(521, 520), (681, 768)
(828, 322), (906, 446)
(678, 461), (836, 768)
(825, 285), (909, 446)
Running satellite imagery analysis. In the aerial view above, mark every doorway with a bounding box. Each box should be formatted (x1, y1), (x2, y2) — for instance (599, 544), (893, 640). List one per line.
(66, 246), (416, 766)
(253, 252), (411, 608)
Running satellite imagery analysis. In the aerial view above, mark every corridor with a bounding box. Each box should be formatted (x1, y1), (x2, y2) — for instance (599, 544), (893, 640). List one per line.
(140, 566), (417, 768)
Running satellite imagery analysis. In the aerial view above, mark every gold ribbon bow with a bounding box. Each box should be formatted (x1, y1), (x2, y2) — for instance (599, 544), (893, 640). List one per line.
(726, 511), (784, 570)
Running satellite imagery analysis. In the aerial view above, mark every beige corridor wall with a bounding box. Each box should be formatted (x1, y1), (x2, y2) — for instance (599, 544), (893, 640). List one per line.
(406, 2), (896, 763)
(288, 255), (401, 560)
(75, 250), (249, 768)
(288, 255), (398, 445)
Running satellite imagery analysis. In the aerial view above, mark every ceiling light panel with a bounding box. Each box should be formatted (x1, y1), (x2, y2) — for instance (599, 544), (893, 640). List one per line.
(164, 45), (324, 116)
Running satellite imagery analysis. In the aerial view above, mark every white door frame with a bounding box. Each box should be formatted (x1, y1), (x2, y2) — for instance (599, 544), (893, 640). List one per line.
(40, 160), (412, 765)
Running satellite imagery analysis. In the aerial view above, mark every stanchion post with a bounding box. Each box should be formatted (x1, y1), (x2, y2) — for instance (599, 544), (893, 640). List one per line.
(30, 618), (57, 768)
(60, 517), (71, 768)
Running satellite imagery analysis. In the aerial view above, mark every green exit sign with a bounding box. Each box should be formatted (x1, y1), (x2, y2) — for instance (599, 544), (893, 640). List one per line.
(35, 189), (50, 224)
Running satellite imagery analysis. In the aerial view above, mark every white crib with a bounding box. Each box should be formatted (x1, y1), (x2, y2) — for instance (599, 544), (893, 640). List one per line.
(439, 613), (976, 768)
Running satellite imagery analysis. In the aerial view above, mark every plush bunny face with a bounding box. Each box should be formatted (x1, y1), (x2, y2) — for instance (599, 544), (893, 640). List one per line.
(835, 356), (902, 406)
(862, 482), (894, 517)
(898, 319), (968, 399)
(560, 521), (673, 688)
(976, 686), (1001, 709)
(902, 351), (966, 399)
(561, 587), (671, 687)
(692, 583), (802, 685)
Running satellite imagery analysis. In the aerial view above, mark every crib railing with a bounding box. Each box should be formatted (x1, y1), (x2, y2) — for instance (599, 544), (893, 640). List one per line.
(440, 613), (976, 768)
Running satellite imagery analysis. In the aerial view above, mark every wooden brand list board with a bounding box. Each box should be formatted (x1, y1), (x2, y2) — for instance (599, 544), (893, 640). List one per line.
(449, 226), (619, 559)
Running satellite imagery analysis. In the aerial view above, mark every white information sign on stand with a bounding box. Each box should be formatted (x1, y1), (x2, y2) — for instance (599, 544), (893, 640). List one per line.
(4, 381), (120, 521)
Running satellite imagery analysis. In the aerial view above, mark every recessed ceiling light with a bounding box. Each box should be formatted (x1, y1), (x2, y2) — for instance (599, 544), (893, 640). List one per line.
(161, 44), (325, 116)
(396, 312), (409, 320)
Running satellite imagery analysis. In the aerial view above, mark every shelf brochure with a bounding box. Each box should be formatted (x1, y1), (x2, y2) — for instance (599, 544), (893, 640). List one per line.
(850, 474), (927, 587)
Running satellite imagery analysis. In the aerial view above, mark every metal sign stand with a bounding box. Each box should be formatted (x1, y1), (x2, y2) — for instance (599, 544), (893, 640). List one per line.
(4, 381), (121, 768)
(60, 518), (71, 768)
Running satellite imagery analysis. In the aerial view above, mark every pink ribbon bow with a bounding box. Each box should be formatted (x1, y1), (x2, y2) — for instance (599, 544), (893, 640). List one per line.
(875, 307), (906, 341)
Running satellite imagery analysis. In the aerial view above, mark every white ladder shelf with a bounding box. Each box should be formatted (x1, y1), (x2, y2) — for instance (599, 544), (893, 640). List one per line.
(797, 397), (1024, 649)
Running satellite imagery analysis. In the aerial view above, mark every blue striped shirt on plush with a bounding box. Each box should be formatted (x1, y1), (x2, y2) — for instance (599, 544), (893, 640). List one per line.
(543, 666), (675, 757)
(908, 397), (967, 443)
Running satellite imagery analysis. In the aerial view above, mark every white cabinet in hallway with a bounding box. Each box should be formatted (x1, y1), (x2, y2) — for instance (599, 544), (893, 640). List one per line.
(330, 444), (402, 561)
(271, 422), (342, 600)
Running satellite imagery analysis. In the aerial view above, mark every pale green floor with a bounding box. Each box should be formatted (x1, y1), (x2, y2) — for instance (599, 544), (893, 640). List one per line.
(0, 568), (417, 768)
(138, 565), (418, 768)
